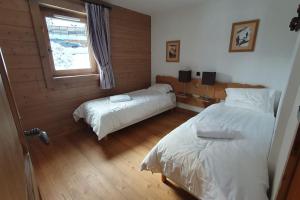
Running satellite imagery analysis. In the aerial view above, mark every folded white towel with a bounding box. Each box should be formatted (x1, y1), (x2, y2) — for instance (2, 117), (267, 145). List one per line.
(110, 95), (132, 103)
(193, 123), (239, 139)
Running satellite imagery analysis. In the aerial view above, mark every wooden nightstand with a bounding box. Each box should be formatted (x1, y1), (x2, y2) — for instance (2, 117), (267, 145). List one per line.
(176, 93), (217, 108)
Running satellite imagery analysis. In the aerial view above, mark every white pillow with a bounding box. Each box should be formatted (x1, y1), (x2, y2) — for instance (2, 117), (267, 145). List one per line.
(148, 84), (173, 94)
(110, 95), (132, 103)
(225, 88), (276, 114)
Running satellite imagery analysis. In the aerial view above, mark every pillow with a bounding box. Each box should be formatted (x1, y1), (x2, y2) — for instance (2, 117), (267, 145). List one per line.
(193, 123), (239, 139)
(110, 95), (132, 103)
(148, 84), (173, 94)
(225, 88), (276, 114)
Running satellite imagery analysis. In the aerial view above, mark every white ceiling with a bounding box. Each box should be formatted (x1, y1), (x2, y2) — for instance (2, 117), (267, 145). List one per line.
(106, 0), (202, 15)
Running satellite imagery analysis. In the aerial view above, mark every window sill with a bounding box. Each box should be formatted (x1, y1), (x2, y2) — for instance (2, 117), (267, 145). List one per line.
(50, 74), (100, 89)
(53, 73), (99, 80)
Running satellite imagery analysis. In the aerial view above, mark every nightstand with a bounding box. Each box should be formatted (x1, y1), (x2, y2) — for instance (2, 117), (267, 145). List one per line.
(176, 93), (217, 108)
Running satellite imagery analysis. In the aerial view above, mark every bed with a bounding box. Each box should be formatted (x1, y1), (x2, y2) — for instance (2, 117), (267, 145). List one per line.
(141, 88), (276, 200)
(73, 84), (176, 140)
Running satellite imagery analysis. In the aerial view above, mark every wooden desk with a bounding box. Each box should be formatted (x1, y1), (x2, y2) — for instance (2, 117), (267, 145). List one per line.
(176, 93), (217, 108)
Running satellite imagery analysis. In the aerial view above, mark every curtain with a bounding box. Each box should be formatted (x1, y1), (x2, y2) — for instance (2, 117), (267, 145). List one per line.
(85, 3), (115, 89)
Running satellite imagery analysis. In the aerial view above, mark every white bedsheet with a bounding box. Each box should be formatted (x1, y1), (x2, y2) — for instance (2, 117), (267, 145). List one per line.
(141, 103), (275, 200)
(73, 89), (176, 140)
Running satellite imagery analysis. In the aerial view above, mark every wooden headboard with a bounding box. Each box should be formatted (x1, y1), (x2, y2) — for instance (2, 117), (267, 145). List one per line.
(156, 75), (264, 101)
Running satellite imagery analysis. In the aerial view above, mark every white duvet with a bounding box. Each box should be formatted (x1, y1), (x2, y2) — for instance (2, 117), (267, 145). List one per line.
(73, 89), (176, 140)
(141, 103), (275, 200)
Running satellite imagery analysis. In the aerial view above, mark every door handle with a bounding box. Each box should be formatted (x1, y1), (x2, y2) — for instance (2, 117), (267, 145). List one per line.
(24, 128), (50, 145)
(298, 106), (300, 121)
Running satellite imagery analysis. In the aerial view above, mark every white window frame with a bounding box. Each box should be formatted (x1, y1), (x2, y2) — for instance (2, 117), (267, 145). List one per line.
(40, 6), (97, 77)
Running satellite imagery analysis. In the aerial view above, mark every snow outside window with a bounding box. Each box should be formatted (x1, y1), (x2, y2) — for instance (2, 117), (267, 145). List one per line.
(45, 15), (91, 71)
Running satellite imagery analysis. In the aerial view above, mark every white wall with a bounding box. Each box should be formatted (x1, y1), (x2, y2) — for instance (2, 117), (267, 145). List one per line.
(151, 0), (298, 91)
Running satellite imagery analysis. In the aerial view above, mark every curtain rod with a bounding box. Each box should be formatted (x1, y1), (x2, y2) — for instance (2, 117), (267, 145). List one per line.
(82, 0), (112, 10)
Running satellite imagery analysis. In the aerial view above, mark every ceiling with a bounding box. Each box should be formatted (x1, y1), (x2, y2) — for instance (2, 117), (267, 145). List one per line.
(106, 0), (202, 15)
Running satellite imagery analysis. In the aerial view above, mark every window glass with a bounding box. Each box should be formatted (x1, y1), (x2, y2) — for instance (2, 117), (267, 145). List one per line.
(45, 16), (91, 70)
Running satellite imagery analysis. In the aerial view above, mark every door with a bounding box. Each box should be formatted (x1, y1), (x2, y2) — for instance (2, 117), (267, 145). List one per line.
(277, 125), (300, 199)
(285, 99), (300, 200)
(276, 84), (300, 200)
(0, 49), (40, 200)
(287, 149), (300, 199)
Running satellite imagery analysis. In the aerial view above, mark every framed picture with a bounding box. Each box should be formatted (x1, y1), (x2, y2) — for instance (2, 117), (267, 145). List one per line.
(229, 19), (259, 52)
(166, 40), (180, 62)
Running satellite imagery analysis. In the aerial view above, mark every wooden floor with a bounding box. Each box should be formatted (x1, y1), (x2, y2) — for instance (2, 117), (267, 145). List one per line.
(30, 109), (197, 200)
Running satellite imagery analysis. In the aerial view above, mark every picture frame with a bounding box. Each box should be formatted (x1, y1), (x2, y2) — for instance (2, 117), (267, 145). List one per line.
(166, 40), (180, 62)
(229, 19), (259, 52)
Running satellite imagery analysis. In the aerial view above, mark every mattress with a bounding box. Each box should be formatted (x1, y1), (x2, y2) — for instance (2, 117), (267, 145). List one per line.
(141, 103), (275, 200)
(73, 89), (176, 140)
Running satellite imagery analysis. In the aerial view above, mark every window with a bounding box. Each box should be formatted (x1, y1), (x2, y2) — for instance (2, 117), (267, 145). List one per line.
(41, 7), (96, 76)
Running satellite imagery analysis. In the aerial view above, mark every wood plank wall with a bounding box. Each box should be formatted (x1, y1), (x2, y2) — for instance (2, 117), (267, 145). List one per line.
(0, 0), (151, 137)
(156, 75), (264, 100)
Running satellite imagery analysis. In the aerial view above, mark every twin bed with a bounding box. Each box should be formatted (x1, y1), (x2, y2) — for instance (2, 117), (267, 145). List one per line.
(141, 102), (275, 200)
(73, 84), (176, 140)
(73, 82), (277, 200)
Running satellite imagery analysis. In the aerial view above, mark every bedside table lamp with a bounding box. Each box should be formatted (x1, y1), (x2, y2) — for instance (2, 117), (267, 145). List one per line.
(201, 72), (216, 100)
(178, 70), (192, 97)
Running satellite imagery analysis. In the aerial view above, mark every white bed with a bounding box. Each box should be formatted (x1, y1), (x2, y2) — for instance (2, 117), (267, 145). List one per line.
(73, 87), (176, 140)
(141, 102), (275, 200)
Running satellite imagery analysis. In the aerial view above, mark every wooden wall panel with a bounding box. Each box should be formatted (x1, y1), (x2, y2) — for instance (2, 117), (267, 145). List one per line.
(0, 0), (29, 11)
(4, 55), (42, 69)
(156, 75), (264, 101)
(0, 25), (36, 42)
(0, 41), (39, 56)
(0, 0), (151, 137)
(0, 9), (32, 27)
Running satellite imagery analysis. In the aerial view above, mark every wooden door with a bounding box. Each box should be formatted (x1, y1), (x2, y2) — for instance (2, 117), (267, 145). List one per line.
(0, 49), (40, 200)
(286, 124), (300, 200)
(287, 157), (300, 199)
(277, 125), (300, 200)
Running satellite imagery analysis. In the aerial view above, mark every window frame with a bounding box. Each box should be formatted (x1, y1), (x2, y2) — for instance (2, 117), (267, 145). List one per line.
(40, 6), (97, 77)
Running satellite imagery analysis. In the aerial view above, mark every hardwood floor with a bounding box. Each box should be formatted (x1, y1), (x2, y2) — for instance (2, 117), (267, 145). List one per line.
(29, 109), (197, 200)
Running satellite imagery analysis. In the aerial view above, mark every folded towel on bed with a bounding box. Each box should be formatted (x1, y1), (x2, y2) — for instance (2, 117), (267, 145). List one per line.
(193, 123), (239, 139)
(110, 95), (132, 103)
